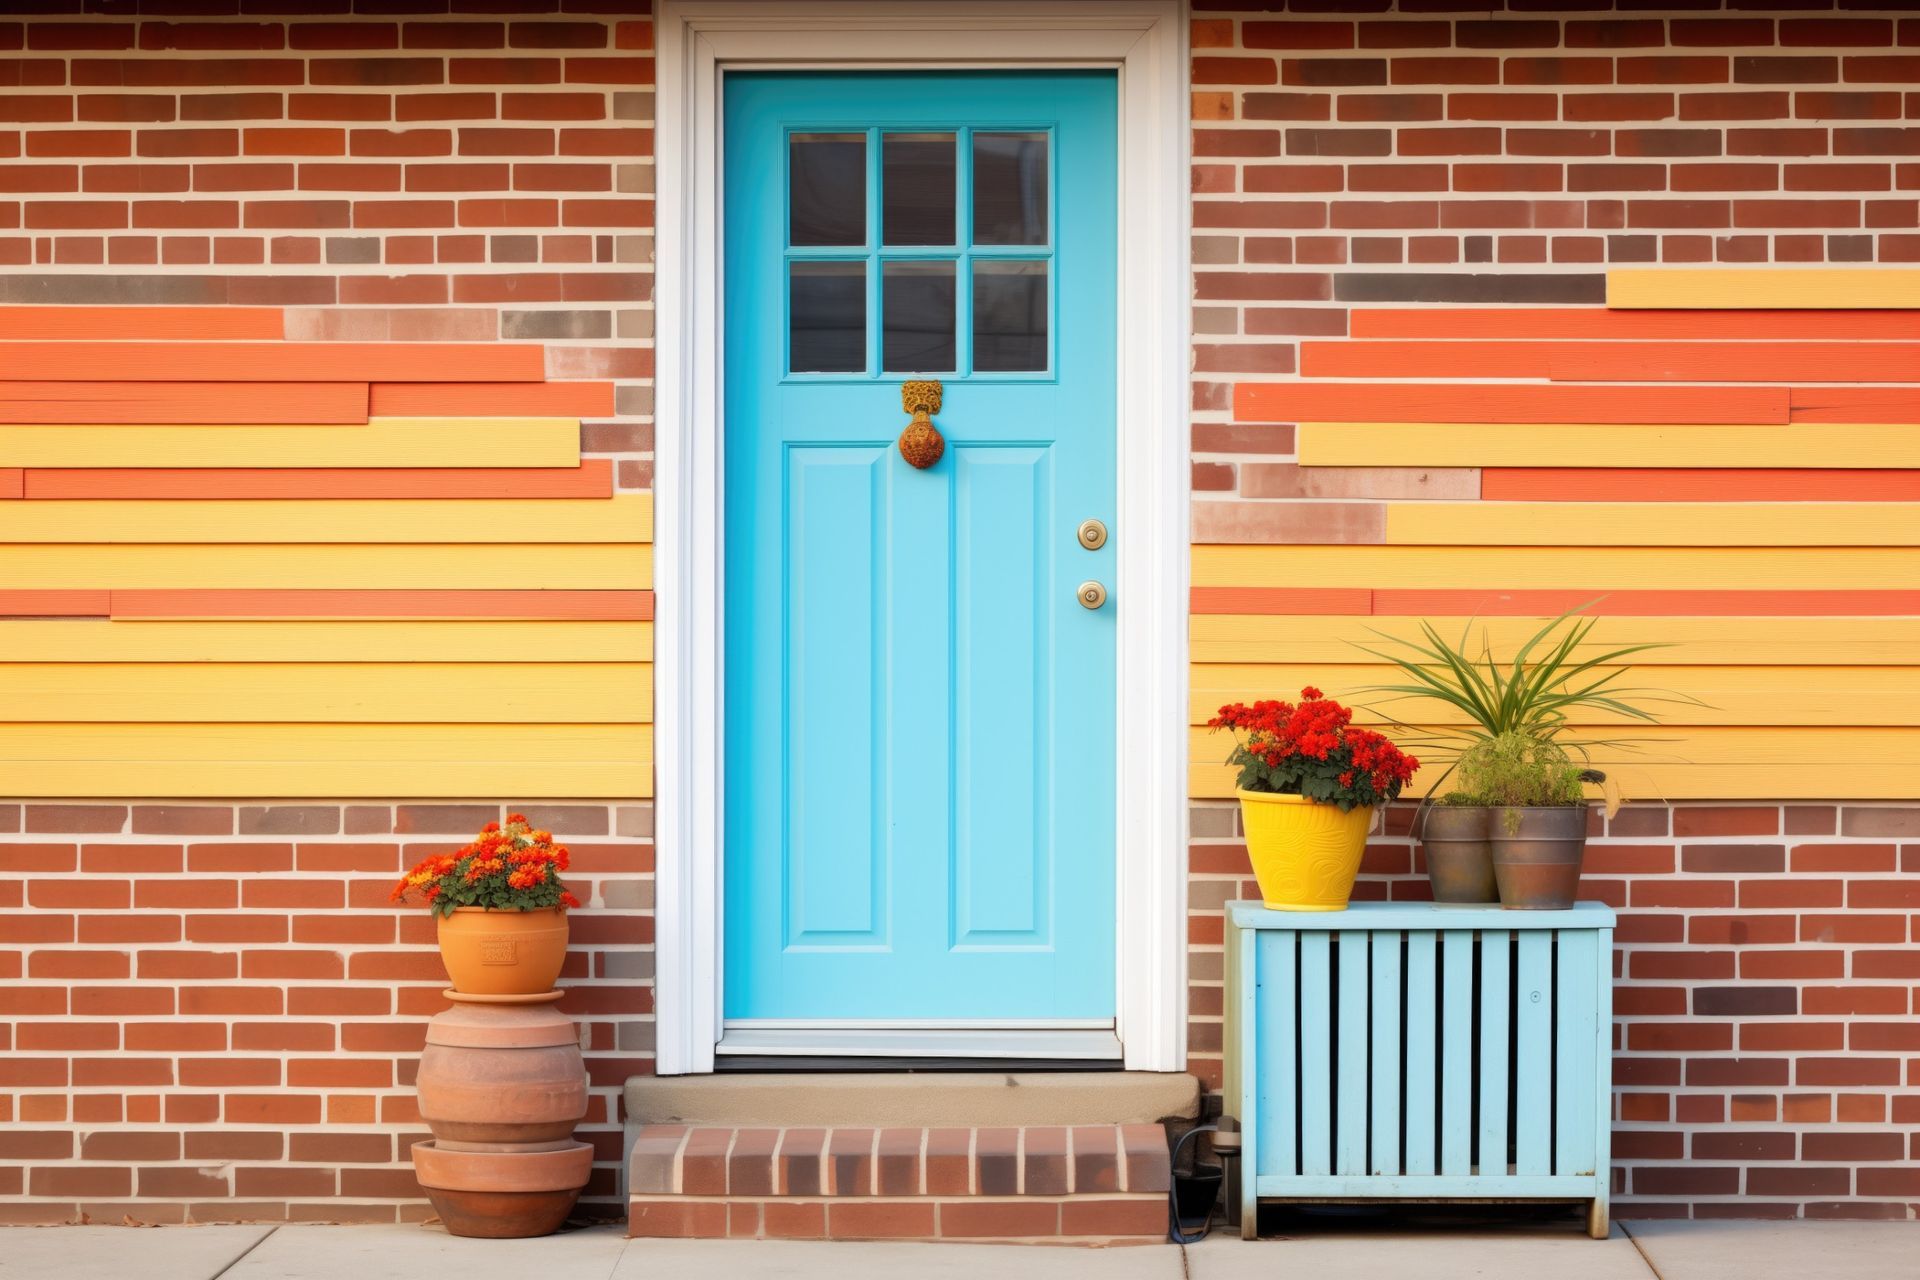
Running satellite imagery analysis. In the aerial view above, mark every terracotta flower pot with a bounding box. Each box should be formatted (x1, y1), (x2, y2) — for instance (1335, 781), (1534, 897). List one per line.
(1237, 790), (1375, 911)
(436, 906), (568, 996)
(416, 1000), (587, 1146)
(412, 1139), (593, 1239)
(1490, 805), (1590, 910)
(1420, 804), (1497, 904)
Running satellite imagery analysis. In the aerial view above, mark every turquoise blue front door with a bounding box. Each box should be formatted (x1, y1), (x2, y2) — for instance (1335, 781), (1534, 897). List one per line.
(722, 71), (1119, 1024)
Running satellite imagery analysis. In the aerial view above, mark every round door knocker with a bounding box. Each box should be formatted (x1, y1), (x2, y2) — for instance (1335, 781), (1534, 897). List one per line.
(897, 379), (945, 470)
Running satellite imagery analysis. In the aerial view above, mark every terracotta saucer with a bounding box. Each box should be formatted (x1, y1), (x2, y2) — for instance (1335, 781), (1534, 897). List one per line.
(442, 989), (564, 1006)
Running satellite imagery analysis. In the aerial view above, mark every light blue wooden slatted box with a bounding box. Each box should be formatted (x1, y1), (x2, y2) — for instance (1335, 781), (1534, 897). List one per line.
(1224, 901), (1616, 1239)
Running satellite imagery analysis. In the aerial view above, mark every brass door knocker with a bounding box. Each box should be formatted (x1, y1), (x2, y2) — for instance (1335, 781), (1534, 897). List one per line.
(897, 379), (944, 469)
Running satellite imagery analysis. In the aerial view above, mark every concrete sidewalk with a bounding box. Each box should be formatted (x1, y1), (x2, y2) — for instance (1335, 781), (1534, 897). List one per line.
(0, 1220), (1913, 1280)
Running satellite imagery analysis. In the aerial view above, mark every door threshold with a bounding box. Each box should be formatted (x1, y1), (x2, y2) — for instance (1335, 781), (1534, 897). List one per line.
(715, 1027), (1124, 1061)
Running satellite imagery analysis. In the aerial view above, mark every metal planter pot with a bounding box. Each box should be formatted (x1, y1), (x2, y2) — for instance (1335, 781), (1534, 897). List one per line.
(1420, 804), (1497, 903)
(1490, 805), (1590, 910)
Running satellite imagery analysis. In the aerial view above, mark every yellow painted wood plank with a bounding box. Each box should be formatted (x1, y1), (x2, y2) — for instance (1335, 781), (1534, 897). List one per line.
(1192, 544), (1920, 591)
(1191, 615), (1920, 667)
(1609, 268), (1920, 310)
(0, 495), (651, 544)
(1189, 761), (1920, 802)
(1386, 502), (1920, 547)
(0, 663), (651, 724)
(1191, 663), (1920, 727)
(0, 620), (652, 663)
(1298, 423), (1920, 469)
(0, 545), (650, 590)
(0, 723), (652, 798)
(0, 418), (580, 468)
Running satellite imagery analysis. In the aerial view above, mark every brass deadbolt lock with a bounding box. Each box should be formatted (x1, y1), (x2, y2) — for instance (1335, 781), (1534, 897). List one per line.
(1076, 580), (1108, 610)
(1076, 519), (1108, 550)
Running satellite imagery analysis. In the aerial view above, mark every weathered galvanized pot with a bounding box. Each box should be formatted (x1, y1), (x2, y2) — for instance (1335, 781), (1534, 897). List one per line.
(1490, 805), (1590, 910)
(1420, 804), (1497, 904)
(416, 999), (586, 1146)
(411, 1139), (593, 1238)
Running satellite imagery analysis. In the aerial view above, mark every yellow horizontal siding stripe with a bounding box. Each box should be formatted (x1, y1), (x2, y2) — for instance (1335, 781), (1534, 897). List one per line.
(1609, 268), (1920, 310)
(1191, 663), (1920, 728)
(1386, 502), (1920, 547)
(1192, 545), (1919, 591)
(1191, 615), (1920, 667)
(0, 724), (652, 799)
(0, 620), (652, 663)
(1190, 761), (1918, 802)
(0, 663), (651, 724)
(0, 496), (652, 544)
(1298, 423), (1920, 469)
(0, 545), (649, 590)
(0, 418), (580, 468)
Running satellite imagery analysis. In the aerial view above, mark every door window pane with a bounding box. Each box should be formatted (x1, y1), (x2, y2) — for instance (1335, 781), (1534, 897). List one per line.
(882, 132), (956, 246)
(882, 261), (956, 373)
(791, 261), (866, 373)
(972, 131), (1047, 246)
(790, 132), (866, 247)
(972, 261), (1047, 373)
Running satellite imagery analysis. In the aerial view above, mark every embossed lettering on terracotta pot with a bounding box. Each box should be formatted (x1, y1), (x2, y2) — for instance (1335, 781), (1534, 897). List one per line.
(1211, 687), (1419, 912)
(391, 813), (581, 997)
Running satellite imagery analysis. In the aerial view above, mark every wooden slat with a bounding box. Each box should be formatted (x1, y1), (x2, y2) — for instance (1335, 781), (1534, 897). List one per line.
(0, 382), (368, 425)
(1190, 587), (1372, 616)
(0, 469), (19, 499)
(1191, 615), (1920, 666)
(0, 545), (649, 591)
(1368, 931), (1402, 1177)
(1297, 423), (1920, 469)
(1403, 931), (1438, 1177)
(0, 620), (651, 662)
(1513, 932), (1553, 1176)
(1299, 931), (1333, 1178)
(1352, 306), (1920, 341)
(111, 589), (653, 620)
(1335, 930), (1368, 1179)
(370, 382), (615, 417)
(1789, 387), (1920, 424)
(24, 459), (616, 500)
(1439, 930), (1473, 1177)
(0, 495), (651, 544)
(1478, 931), (1511, 1177)
(0, 591), (111, 617)
(0, 418), (580, 468)
(0, 723), (653, 798)
(1255, 930), (1299, 1180)
(1300, 340), (1560, 380)
(1385, 502), (1920, 546)
(1193, 544), (1920, 591)
(1609, 267), (1920, 310)
(1368, 589), (1920, 617)
(0, 342), (544, 383)
(1237, 383), (1787, 426)
(1551, 342), (1920, 384)
(1481, 468), (1920, 502)
(0, 306), (283, 340)
(1553, 930), (1602, 1179)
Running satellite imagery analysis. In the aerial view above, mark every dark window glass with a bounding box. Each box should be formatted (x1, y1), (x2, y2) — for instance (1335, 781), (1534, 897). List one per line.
(791, 261), (866, 373)
(972, 131), (1047, 246)
(882, 132), (956, 246)
(789, 132), (866, 247)
(881, 261), (956, 373)
(972, 261), (1047, 373)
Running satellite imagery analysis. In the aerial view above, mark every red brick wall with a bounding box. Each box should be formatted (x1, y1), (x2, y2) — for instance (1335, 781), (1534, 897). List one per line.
(1186, 3), (1920, 1223)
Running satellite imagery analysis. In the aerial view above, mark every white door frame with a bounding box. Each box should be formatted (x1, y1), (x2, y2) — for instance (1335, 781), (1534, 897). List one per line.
(652, 0), (1190, 1075)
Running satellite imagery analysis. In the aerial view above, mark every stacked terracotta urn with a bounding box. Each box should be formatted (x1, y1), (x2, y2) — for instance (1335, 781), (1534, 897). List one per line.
(410, 926), (591, 1238)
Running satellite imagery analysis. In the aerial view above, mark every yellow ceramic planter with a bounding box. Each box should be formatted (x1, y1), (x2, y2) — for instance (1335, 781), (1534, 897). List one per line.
(1237, 790), (1376, 911)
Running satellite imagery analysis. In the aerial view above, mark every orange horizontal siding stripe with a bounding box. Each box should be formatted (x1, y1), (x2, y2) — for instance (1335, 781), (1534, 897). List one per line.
(109, 589), (653, 621)
(1352, 307), (1920, 341)
(1789, 387), (1920, 424)
(1234, 382), (1787, 426)
(0, 590), (110, 616)
(1190, 587), (1371, 615)
(0, 469), (20, 500)
(24, 459), (616, 500)
(0, 342), (543, 383)
(369, 382), (616, 417)
(1550, 342), (1920, 385)
(1372, 589), (1920, 617)
(1483, 468), (1920, 502)
(0, 307), (284, 340)
(0, 382), (368, 426)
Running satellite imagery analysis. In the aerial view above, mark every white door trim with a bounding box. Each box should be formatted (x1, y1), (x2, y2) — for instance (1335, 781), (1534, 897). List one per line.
(652, 0), (1190, 1075)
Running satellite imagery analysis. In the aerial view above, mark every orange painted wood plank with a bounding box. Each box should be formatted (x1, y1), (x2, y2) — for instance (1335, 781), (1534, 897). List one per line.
(1352, 307), (1920, 341)
(1483, 468), (1920, 502)
(0, 307), (284, 340)
(110, 589), (653, 621)
(0, 382), (368, 425)
(24, 458), (616, 500)
(0, 590), (111, 617)
(1551, 342), (1920, 384)
(370, 382), (615, 417)
(1372, 589), (1920, 617)
(0, 342), (544, 383)
(1189, 587), (1372, 616)
(1235, 382), (1788, 425)
(1302, 341), (1563, 379)
(1790, 387), (1920, 424)
(0, 469), (20, 500)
